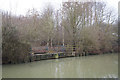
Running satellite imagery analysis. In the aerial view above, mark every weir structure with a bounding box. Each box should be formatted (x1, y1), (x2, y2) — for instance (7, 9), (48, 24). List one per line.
(29, 45), (88, 61)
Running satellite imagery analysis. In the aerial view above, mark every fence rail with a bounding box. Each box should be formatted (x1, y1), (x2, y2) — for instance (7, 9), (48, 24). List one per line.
(32, 45), (81, 53)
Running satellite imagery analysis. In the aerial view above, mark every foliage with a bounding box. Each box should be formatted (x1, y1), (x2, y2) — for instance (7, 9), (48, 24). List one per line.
(2, 13), (31, 64)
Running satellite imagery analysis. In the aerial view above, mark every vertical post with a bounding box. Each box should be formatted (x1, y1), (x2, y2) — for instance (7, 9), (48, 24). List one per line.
(62, 26), (65, 46)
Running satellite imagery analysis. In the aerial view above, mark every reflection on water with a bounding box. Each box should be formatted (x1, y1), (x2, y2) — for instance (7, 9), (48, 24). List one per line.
(2, 53), (118, 78)
(0, 65), (2, 79)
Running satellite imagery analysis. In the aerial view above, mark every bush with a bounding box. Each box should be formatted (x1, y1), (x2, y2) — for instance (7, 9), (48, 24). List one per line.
(2, 13), (31, 64)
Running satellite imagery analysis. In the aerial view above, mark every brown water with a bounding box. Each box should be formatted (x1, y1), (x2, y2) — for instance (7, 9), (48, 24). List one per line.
(2, 53), (118, 78)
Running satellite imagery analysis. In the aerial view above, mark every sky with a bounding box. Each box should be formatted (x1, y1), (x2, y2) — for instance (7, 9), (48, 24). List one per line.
(0, 0), (119, 16)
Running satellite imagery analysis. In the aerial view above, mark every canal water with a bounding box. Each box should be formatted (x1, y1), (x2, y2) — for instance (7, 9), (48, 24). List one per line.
(2, 53), (118, 78)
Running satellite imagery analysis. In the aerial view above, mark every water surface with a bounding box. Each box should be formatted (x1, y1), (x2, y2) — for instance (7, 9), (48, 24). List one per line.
(3, 53), (118, 78)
